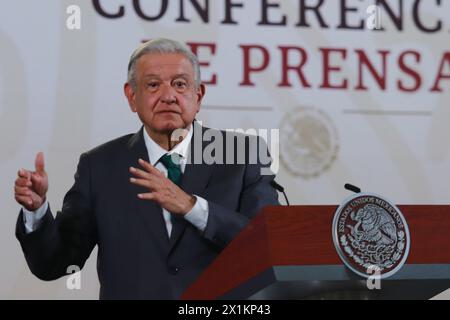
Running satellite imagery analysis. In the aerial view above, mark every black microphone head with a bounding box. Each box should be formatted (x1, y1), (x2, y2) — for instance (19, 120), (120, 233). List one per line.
(270, 180), (289, 206)
(344, 183), (361, 194)
(270, 180), (284, 192)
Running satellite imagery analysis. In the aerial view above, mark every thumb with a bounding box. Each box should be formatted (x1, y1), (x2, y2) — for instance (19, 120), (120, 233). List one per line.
(35, 152), (46, 173)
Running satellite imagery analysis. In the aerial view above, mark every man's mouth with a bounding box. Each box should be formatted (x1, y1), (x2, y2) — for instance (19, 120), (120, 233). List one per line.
(156, 110), (180, 115)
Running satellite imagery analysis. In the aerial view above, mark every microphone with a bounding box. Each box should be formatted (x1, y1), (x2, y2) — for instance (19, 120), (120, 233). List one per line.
(344, 183), (361, 194)
(270, 180), (290, 206)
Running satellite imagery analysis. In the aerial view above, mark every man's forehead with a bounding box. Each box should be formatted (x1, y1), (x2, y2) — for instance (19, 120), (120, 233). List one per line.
(142, 72), (191, 79)
(137, 53), (193, 70)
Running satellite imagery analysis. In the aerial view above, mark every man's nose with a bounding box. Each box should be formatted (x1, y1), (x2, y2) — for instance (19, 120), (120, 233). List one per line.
(160, 85), (177, 104)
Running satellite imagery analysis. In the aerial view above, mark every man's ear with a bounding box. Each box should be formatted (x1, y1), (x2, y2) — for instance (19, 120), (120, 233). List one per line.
(124, 83), (137, 112)
(195, 83), (206, 112)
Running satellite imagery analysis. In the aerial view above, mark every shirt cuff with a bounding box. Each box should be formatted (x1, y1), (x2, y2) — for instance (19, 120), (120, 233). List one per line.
(184, 195), (209, 232)
(22, 201), (49, 234)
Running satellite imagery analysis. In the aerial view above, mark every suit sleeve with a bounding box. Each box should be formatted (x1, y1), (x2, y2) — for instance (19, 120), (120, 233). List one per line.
(15, 153), (97, 281)
(202, 136), (279, 249)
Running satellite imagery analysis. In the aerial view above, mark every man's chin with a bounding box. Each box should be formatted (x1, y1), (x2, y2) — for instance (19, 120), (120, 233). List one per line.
(156, 122), (186, 134)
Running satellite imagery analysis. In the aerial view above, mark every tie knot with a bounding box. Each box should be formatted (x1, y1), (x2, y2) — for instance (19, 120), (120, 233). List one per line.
(160, 153), (181, 169)
(160, 153), (182, 186)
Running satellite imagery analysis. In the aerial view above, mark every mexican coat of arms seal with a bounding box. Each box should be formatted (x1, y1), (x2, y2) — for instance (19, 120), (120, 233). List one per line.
(332, 193), (410, 279)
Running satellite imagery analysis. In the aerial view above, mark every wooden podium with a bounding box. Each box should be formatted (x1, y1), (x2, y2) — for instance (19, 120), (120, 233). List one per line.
(182, 205), (450, 300)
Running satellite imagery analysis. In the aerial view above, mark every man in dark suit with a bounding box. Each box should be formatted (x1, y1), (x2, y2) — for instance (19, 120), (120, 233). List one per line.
(14, 38), (279, 299)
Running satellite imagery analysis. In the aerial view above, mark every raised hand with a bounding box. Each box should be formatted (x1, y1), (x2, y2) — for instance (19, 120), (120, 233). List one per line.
(14, 152), (49, 211)
(129, 158), (196, 215)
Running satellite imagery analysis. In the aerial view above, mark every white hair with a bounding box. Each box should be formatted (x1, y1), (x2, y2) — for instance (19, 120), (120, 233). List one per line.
(127, 38), (201, 90)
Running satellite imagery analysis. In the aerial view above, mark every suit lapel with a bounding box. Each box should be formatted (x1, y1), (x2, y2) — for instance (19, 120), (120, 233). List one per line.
(127, 128), (170, 253)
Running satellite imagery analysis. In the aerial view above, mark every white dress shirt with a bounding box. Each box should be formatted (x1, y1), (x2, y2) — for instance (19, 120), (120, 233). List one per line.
(23, 125), (209, 236)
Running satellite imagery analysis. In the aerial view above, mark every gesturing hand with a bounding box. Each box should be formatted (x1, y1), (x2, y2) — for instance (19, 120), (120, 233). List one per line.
(14, 152), (49, 211)
(129, 158), (196, 215)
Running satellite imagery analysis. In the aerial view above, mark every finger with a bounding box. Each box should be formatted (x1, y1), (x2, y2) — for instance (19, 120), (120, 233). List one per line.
(31, 172), (43, 184)
(130, 177), (158, 190)
(16, 187), (39, 199)
(137, 192), (156, 200)
(15, 194), (33, 207)
(15, 177), (32, 187)
(35, 152), (45, 173)
(138, 159), (164, 176)
(18, 169), (31, 179)
(129, 166), (153, 180)
(14, 186), (32, 196)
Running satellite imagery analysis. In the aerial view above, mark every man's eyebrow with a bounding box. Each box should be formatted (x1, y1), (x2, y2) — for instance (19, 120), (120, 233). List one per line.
(142, 73), (191, 80)
(170, 73), (191, 80)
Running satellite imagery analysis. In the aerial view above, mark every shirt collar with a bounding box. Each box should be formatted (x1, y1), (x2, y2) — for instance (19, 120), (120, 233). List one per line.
(142, 125), (193, 166)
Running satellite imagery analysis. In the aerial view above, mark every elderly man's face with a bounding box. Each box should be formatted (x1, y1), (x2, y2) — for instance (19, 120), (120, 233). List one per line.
(125, 53), (204, 136)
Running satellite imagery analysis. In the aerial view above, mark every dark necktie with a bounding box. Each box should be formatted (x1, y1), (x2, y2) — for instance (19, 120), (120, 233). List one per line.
(159, 153), (182, 235)
(159, 153), (182, 186)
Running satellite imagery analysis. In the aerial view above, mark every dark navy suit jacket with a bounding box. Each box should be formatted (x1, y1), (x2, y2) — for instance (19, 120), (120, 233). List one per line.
(16, 123), (279, 299)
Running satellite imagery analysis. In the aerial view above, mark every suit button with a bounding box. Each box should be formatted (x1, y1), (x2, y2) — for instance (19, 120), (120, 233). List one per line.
(168, 266), (179, 275)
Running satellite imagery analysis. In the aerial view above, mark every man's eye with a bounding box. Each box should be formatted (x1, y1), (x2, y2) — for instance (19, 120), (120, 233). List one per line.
(147, 83), (159, 88)
(174, 81), (187, 88)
